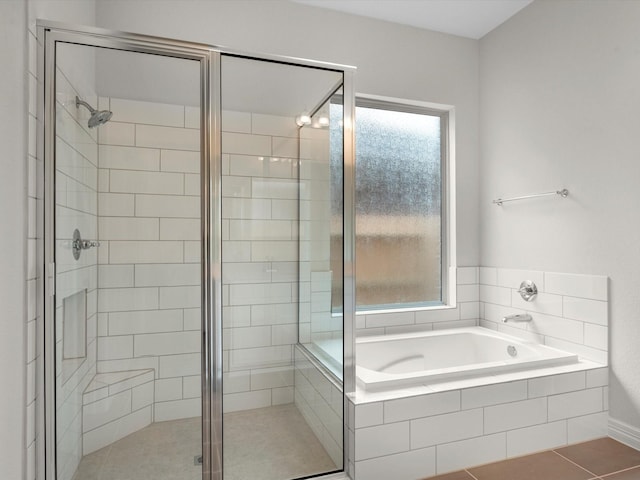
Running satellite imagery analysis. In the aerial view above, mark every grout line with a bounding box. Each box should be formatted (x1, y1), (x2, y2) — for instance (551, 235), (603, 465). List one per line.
(599, 464), (640, 477)
(464, 469), (480, 480)
(552, 450), (599, 477)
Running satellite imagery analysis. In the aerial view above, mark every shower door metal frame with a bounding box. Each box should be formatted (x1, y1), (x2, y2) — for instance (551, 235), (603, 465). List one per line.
(38, 21), (219, 480)
(38, 19), (356, 480)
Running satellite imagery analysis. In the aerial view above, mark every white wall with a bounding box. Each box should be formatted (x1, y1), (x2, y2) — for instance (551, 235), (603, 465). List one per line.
(95, 0), (481, 268)
(0, 3), (27, 479)
(27, 0), (96, 33)
(480, 0), (640, 430)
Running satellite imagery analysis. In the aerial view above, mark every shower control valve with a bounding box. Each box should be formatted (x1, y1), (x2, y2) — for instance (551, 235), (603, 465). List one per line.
(518, 280), (538, 302)
(78, 239), (101, 249)
(72, 228), (100, 260)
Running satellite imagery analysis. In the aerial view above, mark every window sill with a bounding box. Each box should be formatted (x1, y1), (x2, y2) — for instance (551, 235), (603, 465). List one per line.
(355, 303), (457, 316)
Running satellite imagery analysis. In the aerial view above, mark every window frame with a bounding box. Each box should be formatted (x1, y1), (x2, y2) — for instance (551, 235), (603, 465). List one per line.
(354, 94), (457, 314)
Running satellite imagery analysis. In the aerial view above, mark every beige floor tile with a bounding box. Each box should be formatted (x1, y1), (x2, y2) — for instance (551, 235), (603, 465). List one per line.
(73, 404), (337, 480)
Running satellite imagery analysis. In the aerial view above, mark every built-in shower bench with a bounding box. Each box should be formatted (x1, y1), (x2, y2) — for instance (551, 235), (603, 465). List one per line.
(82, 369), (155, 454)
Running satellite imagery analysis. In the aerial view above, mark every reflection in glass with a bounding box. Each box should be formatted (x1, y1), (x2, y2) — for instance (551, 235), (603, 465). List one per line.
(300, 97), (345, 382)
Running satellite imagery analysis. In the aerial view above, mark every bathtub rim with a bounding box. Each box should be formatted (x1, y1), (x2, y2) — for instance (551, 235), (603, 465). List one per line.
(353, 326), (606, 402)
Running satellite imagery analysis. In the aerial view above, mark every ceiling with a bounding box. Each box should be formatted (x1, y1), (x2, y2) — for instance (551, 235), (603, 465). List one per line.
(292, 0), (534, 39)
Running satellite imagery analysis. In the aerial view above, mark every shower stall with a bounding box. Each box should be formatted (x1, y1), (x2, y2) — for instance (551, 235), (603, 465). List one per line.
(40, 22), (354, 480)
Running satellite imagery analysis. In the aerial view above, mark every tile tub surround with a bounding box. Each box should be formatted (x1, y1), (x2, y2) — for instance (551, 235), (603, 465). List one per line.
(350, 366), (609, 479)
(357, 266), (609, 365)
(294, 345), (344, 468)
(479, 268), (608, 365)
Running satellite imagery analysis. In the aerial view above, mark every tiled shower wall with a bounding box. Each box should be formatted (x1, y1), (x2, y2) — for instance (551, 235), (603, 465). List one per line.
(96, 97), (202, 422)
(26, 26), (40, 480)
(221, 110), (300, 412)
(54, 61), (99, 480)
(96, 99), (303, 417)
(295, 120), (344, 469)
(298, 124), (334, 346)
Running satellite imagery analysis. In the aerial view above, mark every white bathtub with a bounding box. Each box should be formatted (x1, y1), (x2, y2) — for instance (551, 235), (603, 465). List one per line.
(357, 327), (579, 391)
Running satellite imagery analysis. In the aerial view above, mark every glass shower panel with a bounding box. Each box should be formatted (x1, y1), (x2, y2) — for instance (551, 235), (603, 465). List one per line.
(299, 96), (344, 381)
(54, 42), (203, 480)
(220, 55), (344, 480)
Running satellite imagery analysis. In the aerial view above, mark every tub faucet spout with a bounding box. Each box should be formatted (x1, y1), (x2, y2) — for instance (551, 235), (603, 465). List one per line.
(502, 313), (532, 323)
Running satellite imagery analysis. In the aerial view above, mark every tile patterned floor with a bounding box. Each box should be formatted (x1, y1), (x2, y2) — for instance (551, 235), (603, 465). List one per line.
(425, 438), (640, 480)
(74, 404), (337, 480)
(73, 416), (203, 480)
(223, 403), (337, 480)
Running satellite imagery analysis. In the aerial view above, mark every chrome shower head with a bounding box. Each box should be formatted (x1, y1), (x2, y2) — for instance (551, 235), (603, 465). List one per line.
(75, 96), (113, 128)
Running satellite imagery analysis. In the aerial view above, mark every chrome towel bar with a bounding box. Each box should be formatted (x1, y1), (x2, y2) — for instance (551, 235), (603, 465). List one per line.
(493, 188), (569, 206)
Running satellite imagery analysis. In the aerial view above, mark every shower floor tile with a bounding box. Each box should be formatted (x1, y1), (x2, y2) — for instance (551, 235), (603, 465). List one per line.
(73, 416), (202, 480)
(73, 403), (336, 480)
(223, 403), (338, 480)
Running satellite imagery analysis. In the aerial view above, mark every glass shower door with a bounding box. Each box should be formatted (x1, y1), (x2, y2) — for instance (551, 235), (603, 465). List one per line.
(220, 55), (344, 480)
(50, 39), (206, 480)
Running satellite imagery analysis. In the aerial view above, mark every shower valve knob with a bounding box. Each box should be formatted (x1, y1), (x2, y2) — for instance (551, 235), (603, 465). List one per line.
(518, 280), (538, 301)
(81, 240), (101, 249)
(72, 239), (100, 250)
(72, 229), (100, 260)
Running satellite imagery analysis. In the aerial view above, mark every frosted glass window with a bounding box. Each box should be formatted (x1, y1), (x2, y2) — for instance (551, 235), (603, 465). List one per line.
(355, 102), (445, 309)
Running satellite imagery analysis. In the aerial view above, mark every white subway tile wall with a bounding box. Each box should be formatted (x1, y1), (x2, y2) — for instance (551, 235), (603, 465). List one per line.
(53, 61), (100, 480)
(97, 97), (202, 423)
(221, 109), (302, 412)
(294, 347), (343, 467)
(479, 267), (609, 364)
(350, 268), (610, 478)
(352, 366), (609, 478)
(81, 370), (154, 454)
(298, 125), (339, 350)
